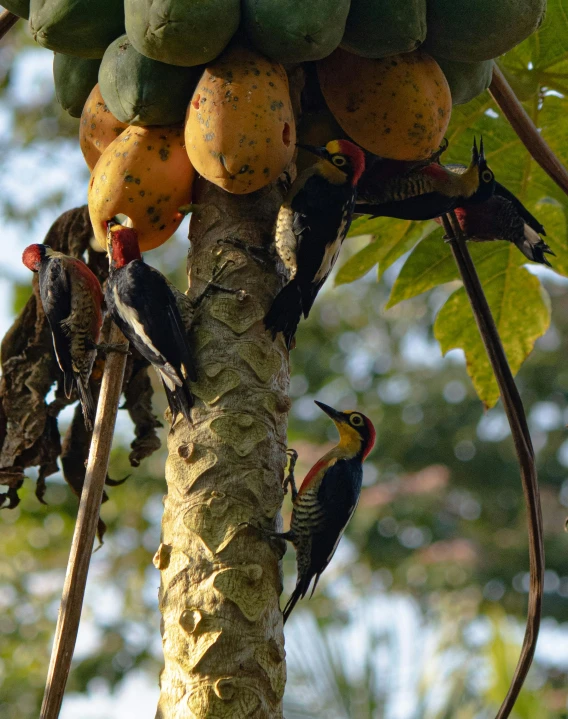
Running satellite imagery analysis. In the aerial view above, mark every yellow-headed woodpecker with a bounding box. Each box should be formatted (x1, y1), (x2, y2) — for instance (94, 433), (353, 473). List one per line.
(436, 194), (554, 265)
(264, 139), (366, 349)
(274, 401), (376, 623)
(356, 137), (495, 221)
(105, 224), (196, 425)
(22, 244), (104, 431)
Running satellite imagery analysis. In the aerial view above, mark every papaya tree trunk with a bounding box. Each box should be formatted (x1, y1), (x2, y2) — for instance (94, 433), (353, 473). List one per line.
(155, 177), (292, 719)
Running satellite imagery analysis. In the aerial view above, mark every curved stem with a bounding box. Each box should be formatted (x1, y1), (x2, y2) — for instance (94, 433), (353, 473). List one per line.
(490, 63), (568, 196)
(0, 10), (19, 42)
(442, 213), (544, 719)
(39, 324), (129, 719)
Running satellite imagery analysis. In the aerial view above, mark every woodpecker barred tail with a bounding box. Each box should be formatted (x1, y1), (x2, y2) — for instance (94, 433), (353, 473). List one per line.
(265, 401), (376, 623)
(356, 136), (496, 222)
(22, 243), (104, 431)
(265, 139), (366, 349)
(105, 224), (196, 426)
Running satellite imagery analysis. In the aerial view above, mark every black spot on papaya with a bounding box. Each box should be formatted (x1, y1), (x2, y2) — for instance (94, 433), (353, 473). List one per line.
(159, 148), (169, 161)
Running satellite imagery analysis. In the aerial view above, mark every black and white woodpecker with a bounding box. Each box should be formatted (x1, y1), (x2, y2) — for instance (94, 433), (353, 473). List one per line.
(268, 401), (376, 623)
(264, 139), (366, 349)
(105, 223), (196, 425)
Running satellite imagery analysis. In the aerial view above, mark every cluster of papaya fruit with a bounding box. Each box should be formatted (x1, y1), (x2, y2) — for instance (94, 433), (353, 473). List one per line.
(5, 0), (546, 251)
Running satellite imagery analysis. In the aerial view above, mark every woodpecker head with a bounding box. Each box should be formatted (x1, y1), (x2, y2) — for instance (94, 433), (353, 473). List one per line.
(107, 223), (142, 269)
(315, 401), (376, 460)
(298, 139), (366, 186)
(22, 243), (53, 272)
(471, 136), (495, 200)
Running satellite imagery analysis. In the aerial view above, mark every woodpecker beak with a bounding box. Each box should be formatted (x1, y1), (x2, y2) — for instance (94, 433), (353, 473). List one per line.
(472, 137), (479, 164)
(296, 143), (330, 161)
(479, 135), (485, 162)
(314, 400), (346, 424)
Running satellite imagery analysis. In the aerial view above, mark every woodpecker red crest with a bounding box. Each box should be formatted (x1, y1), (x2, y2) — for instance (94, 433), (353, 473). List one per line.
(266, 400), (375, 623)
(22, 243), (104, 431)
(105, 224), (196, 425)
(264, 139), (366, 348)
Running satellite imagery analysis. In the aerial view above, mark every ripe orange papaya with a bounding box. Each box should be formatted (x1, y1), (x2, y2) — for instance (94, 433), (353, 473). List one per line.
(318, 48), (451, 161)
(88, 125), (194, 252)
(79, 85), (128, 172)
(184, 45), (295, 194)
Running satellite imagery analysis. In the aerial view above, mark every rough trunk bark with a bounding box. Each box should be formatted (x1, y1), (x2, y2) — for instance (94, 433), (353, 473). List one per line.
(155, 177), (292, 719)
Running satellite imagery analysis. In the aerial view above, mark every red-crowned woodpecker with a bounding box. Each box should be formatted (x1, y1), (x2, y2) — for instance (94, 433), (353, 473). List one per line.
(22, 244), (104, 431)
(264, 139), (366, 349)
(356, 137), (495, 221)
(271, 401), (376, 623)
(105, 224), (196, 425)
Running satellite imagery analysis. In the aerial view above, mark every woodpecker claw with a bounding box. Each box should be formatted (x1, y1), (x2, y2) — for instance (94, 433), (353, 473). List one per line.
(283, 448), (299, 500)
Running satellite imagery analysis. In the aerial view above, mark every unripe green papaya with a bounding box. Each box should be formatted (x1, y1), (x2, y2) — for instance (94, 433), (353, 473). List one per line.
(29, 0), (124, 59)
(435, 57), (493, 106)
(98, 35), (201, 126)
(53, 53), (100, 118)
(342, 0), (426, 58)
(125, 0), (239, 67)
(242, 0), (350, 63)
(2, 0), (30, 19)
(423, 0), (547, 62)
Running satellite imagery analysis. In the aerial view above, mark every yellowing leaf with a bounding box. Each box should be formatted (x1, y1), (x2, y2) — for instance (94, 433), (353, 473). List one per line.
(337, 219), (433, 286)
(386, 228), (459, 308)
(434, 245), (551, 409)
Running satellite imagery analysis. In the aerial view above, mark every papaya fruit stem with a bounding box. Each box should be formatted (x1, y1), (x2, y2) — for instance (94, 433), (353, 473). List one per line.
(490, 63), (568, 197)
(0, 10), (19, 42)
(443, 211), (543, 719)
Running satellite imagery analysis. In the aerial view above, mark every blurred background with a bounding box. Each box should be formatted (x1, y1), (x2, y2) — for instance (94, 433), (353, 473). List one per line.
(1, 16), (568, 719)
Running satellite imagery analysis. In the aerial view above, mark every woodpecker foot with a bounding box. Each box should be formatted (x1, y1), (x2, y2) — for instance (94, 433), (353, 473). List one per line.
(91, 341), (131, 355)
(191, 262), (249, 311)
(239, 521), (293, 543)
(217, 237), (273, 267)
(283, 448), (299, 501)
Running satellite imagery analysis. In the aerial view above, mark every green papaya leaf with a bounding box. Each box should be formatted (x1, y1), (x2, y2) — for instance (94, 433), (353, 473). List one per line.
(434, 244), (551, 409)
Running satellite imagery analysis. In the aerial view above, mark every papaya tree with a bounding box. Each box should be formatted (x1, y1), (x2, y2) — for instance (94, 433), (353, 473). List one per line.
(1, 0), (568, 718)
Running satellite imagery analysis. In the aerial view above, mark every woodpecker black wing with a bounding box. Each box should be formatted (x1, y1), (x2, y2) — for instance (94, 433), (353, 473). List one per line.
(265, 175), (356, 347)
(38, 258), (74, 397)
(107, 261), (196, 421)
(282, 458), (363, 623)
(493, 181), (546, 236)
(356, 195), (458, 221)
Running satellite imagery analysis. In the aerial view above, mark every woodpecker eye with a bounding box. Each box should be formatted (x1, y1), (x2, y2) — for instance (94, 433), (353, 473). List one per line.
(350, 414), (364, 426)
(482, 169), (493, 183)
(332, 155), (347, 167)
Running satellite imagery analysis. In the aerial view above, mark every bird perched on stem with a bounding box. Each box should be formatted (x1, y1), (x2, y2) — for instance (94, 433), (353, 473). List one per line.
(260, 401), (375, 623)
(264, 139), (366, 349)
(356, 137), (495, 221)
(22, 244), (105, 431)
(105, 223), (196, 425)
(435, 193), (554, 265)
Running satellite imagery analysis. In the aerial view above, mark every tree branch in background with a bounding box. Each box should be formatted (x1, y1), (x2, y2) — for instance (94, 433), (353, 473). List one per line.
(0, 10), (19, 42)
(39, 324), (129, 719)
(442, 212), (544, 719)
(490, 63), (568, 196)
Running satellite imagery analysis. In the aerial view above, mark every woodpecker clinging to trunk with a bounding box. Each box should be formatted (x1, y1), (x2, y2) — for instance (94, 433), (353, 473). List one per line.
(105, 224), (196, 425)
(267, 401), (376, 623)
(264, 139), (366, 349)
(22, 244), (104, 431)
(436, 193), (554, 265)
(355, 137), (495, 221)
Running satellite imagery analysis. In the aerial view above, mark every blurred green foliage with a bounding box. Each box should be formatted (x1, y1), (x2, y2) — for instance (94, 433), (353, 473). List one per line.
(1, 6), (568, 719)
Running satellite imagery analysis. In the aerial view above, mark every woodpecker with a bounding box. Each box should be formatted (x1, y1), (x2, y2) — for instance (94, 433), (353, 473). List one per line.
(435, 193), (554, 265)
(270, 401), (376, 623)
(22, 244), (104, 431)
(105, 224), (196, 425)
(264, 139), (366, 349)
(356, 137), (495, 221)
